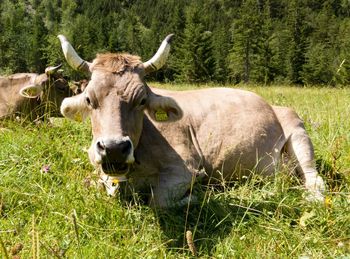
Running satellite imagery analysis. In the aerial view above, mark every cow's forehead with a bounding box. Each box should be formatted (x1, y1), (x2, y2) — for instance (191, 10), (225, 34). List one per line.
(87, 70), (147, 100)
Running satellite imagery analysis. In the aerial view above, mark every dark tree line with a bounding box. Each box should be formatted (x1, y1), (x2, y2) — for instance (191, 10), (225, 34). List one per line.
(1, 0), (350, 85)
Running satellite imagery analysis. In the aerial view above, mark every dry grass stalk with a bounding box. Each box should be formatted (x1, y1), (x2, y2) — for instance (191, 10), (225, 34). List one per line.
(186, 230), (197, 256)
(31, 215), (39, 259)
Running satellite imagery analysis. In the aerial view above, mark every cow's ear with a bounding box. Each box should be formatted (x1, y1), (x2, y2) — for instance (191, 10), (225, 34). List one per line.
(60, 94), (90, 122)
(19, 85), (43, 99)
(146, 94), (183, 122)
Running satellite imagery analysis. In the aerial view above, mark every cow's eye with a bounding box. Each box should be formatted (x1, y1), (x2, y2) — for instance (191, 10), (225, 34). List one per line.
(139, 98), (147, 106)
(86, 96), (92, 106)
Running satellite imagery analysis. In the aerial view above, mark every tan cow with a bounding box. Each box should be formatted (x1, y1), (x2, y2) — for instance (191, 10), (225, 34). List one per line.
(58, 34), (325, 207)
(0, 65), (80, 119)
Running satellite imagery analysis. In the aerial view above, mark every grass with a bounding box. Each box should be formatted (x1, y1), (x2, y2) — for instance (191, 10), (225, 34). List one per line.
(1, 84), (350, 258)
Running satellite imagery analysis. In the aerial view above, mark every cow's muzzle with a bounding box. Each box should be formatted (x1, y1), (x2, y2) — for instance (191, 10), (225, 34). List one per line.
(95, 137), (134, 175)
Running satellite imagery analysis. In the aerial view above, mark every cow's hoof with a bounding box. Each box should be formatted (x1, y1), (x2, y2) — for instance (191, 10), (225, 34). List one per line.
(304, 175), (326, 203)
(304, 191), (325, 203)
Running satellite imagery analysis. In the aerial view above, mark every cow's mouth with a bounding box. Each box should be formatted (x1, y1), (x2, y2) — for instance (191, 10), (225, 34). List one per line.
(101, 162), (130, 175)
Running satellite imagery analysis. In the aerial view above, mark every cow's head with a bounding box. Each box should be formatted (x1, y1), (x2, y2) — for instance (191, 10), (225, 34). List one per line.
(58, 34), (182, 177)
(19, 65), (77, 116)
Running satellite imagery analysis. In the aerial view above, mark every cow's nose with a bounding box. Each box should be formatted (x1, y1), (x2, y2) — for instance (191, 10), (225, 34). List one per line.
(96, 138), (132, 163)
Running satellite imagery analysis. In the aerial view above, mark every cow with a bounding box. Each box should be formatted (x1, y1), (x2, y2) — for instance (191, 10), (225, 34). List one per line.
(0, 65), (81, 119)
(58, 34), (325, 207)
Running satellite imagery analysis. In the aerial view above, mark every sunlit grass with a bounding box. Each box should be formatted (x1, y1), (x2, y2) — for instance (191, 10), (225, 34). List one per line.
(1, 84), (349, 257)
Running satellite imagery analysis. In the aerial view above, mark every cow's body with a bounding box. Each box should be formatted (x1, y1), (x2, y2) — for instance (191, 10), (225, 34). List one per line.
(111, 88), (324, 206)
(0, 67), (74, 119)
(58, 34), (325, 207)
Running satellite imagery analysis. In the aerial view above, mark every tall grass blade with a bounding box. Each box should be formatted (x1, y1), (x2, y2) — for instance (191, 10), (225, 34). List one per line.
(72, 209), (82, 259)
(0, 235), (9, 259)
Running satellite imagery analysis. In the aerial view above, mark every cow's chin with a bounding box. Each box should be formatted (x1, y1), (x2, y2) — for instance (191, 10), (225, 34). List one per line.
(100, 162), (130, 176)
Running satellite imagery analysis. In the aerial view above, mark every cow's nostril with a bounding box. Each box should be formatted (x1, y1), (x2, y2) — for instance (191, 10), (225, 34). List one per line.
(96, 140), (105, 152)
(121, 141), (131, 154)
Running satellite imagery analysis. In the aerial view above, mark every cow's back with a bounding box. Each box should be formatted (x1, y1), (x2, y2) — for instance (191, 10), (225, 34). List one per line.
(0, 74), (37, 118)
(151, 87), (286, 180)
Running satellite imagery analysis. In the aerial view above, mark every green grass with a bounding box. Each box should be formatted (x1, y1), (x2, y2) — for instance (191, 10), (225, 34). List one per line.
(1, 84), (350, 258)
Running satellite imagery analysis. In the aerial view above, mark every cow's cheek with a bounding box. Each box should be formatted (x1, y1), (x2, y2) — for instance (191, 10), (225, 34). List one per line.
(128, 112), (144, 148)
(91, 114), (102, 138)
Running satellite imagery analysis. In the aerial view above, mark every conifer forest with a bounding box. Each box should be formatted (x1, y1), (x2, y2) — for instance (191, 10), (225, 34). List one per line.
(0, 0), (350, 85)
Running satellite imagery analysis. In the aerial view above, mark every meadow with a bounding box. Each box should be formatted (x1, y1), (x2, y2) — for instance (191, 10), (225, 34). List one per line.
(1, 84), (349, 258)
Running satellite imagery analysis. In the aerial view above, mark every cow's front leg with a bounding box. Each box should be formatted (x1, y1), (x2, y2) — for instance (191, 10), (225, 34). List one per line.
(150, 166), (195, 208)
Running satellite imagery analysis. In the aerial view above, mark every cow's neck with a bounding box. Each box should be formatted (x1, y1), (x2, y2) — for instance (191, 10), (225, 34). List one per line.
(132, 116), (204, 176)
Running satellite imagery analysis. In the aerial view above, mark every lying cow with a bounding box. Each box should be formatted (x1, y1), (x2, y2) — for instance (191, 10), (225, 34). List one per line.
(58, 34), (325, 207)
(0, 65), (79, 119)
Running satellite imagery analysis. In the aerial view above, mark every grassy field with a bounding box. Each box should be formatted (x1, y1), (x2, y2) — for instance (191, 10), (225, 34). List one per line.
(1, 84), (349, 258)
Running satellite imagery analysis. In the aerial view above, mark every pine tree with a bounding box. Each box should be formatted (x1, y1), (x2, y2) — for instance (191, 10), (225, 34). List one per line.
(0, 0), (31, 73)
(301, 2), (338, 85)
(253, 0), (276, 84)
(205, 0), (234, 83)
(173, 2), (214, 83)
(28, 10), (48, 72)
(286, 0), (308, 84)
(228, 0), (262, 83)
(334, 17), (350, 84)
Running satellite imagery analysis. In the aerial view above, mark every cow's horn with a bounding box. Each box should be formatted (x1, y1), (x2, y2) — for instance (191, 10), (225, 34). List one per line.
(57, 34), (91, 74)
(143, 34), (174, 74)
(45, 64), (62, 74)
